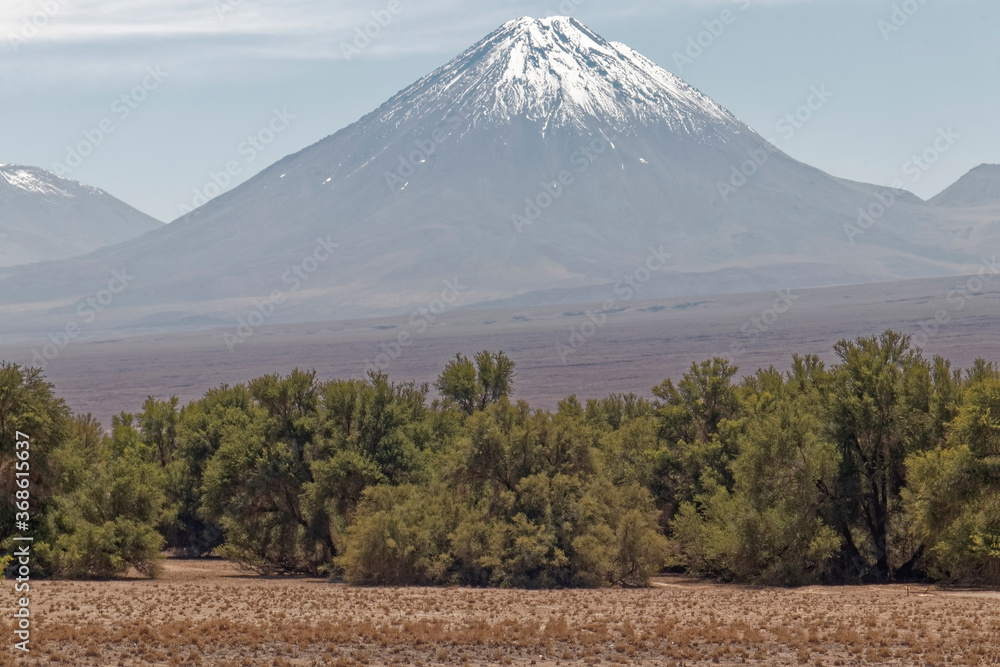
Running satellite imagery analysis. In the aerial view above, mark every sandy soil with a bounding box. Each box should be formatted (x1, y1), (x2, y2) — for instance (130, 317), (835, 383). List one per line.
(3, 558), (999, 666)
(2, 273), (999, 429)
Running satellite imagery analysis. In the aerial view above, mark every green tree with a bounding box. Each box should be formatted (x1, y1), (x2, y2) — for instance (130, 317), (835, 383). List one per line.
(37, 415), (167, 578)
(200, 400), (314, 574)
(0, 363), (71, 545)
(828, 330), (932, 580)
(595, 415), (660, 488)
(140, 396), (179, 467)
(168, 385), (254, 555)
(435, 351), (516, 415)
(446, 401), (664, 587)
(904, 370), (1000, 584)
(200, 370), (433, 573)
(584, 393), (653, 431)
(651, 358), (741, 520)
(572, 481), (668, 587)
(671, 365), (841, 584)
(335, 484), (453, 585)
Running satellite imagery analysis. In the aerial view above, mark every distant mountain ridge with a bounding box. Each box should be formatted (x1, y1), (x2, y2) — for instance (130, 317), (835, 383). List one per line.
(0, 17), (996, 336)
(0, 164), (162, 267)
(930, 164), (1000, 208)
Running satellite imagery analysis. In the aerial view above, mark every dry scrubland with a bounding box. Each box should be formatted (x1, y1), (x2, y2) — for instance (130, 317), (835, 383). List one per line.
(3, 560), (999, 667)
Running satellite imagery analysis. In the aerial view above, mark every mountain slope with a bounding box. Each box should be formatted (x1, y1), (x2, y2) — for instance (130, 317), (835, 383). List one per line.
(0, 165), (162, 267)
(930, 164), (1000, 208)
(0, 17), (991, 334)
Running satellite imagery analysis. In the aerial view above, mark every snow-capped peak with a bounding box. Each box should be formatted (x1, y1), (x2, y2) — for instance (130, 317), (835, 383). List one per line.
(375, 16), (744, 135)
(0, 164), (99, 198)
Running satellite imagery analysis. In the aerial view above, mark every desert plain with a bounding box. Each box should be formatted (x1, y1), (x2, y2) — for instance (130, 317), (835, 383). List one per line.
(4, 558), (999, 666)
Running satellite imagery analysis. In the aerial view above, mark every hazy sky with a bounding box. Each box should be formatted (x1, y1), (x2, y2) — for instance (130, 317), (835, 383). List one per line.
(1, 0), (997, 222)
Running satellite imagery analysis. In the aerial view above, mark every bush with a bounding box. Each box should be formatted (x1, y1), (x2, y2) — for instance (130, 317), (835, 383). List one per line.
(670, 367), (841, 584)
(9, 338), (1000, 587)
(336, 484), (452, 584)
(39, 518), (162, 579)
(38, 423), (166, 579)
(904, 377), (1000, 584)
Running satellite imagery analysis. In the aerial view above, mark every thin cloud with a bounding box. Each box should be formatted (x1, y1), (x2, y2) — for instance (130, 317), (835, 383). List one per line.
(0, 0), (701, 51)
(0, 0), (821, 69)
(3, 0), (358, 41)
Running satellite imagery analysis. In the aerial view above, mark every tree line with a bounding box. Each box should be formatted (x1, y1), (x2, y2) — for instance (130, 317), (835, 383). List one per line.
(1, 331), (998, 587)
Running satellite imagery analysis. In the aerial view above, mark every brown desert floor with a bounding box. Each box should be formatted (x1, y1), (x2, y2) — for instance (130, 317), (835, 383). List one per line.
(3, 558), (999, 666)
(2, 273), (999, 429)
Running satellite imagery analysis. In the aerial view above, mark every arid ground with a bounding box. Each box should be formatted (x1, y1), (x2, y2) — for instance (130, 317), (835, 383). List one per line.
(3, 559), (999, 666)
(2, 273), (999, 428)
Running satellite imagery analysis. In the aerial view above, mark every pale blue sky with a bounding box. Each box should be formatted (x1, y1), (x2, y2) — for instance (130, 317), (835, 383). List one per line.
(1, 0), (997, 222)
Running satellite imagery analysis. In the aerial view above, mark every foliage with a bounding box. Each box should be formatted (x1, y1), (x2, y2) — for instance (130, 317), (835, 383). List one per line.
(335, 484), (453, 585)
(0, 362), (71, 546)
(827, 331), (937, 580)
(6, 339), (1000, 587)
(36, 414), (166, 578)
(435, 351), (516, 414)
(650, 358), (741, 520)
(904, 372), (1000, 584)
(670, 363), (840, 584)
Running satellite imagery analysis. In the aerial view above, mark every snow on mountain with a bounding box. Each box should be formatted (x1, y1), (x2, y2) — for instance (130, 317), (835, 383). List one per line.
(0, 165), (162, 267)
(1, 165), (82, 197)
(377, 17), (744, 136)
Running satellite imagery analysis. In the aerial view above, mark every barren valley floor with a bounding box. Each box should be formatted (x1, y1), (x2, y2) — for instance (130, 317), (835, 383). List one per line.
(1, 275), (999, 426)
(3, 559), (999, 666)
